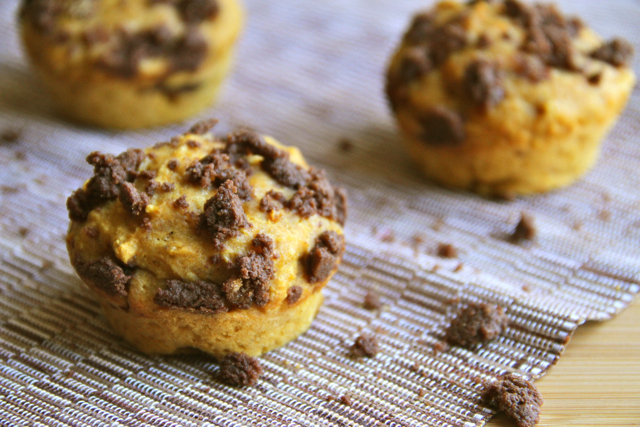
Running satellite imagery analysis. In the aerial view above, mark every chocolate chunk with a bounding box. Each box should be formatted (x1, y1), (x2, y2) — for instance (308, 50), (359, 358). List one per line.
(350, 334), (379, 358)
(304, 231), (345, 284)
(286, 286), (303, 305)
(67, 149), (145, 222)
(218, 352), (262, 387)
(259, 190), (286, 214)
(119, 182), (149, 216)
(363, 291), (382, 310)
(154, 279), (227, 313)
(167, 159), (179, 170)
(591, 38), (634, 67)
(417, 106), (465, 145)
(200, 180), (251, 250)
(222, 234), (276, 309)
(83, 226), (99, 239)
(445, 303), (509, 347)
(1, 129), (20, 143)
(511, 213), (536, 242)
(173, 194), (189, 209)
(189, 118), (219, 135)
(177, 0), (220, 24)
(437, 243), (458, 258)
(482, 373), (543, 427)
(74, 257), (130, 297)
(463, 60), (505, 111)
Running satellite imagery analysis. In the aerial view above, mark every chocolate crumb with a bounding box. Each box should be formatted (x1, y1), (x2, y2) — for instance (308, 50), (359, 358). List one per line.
(84, 226), (99, 239)
(363, 291), (382, 310)
(155, 279), (227, 313)
(591, 38), (634, 67)
(437, 243), (458, 258)
(145, 180), (159, 196)
(200, 180), (251, 250)
(74, 256), (130, 297)
(511, 213), (536, 242)
(476, 33), (491, 49)
(119, 182), (149, 216)
(173, 194), (189, 210)
(350, 334), (379, 358)
(446, 303), (509, 347)
(482, 373), (543, 427)
(339, 395), (352, 406)
(259, 190), (286, 215)
(186, 139), (201, 148)
(168, 159), (179, 170)
(1, 129), (20, 143)
(161, 182), (175, 192)
(587, 73), (602, 85)
(304, 231), (345, 284)
(337, 139), (353, 152)
(286, 286), (303, 305)
(417, 106), (465, 146)
(18, 227), (29, 237)
(189, 118), (219, 135)
(218, 352), (262, 387)
(463, 60), (505, 111)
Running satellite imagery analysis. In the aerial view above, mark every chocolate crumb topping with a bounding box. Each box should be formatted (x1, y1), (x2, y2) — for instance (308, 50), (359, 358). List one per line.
(363, 291), (382, 310)
(145, 180), (159, 196)
(222, 234), (277, 309)
(167, 159), (179, 170)
(67, 149), (145, 222)
(161, 182), (175, 192)
(437, 243), (458, 258)
(176, 0), (219, 24)
(189, 118), (219, 135)
(218, 352), (262, 387)
(463, 60), (505, 111)
(119, 182), (149, 216)
(186, 151), (253, 200)
(417, 106), (466, 146)
(304, 231), (345, 284)
(350, 334), (379, 358)
(200, 180), (252, 250)
(511, 213), (536, 242)
(591, 38), (634, 67)
(446, 303), (509, 347)
(74, 256), (130, 297)
(154, 279), (227, 313)
(186, 139), (201, 148)
(173, 194), (189, 210)
(482, 373), (543, 427)
(259, 190), (286, 214)
(285, 285), (303, 305)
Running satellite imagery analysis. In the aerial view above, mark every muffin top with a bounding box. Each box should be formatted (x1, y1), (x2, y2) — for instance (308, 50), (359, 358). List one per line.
(386, 0), (635, 146)
(66, 120), (346, 313)
(19, 0), (242, 81)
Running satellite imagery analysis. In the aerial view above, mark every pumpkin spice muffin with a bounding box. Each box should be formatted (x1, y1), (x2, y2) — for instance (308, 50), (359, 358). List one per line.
(65, 120), (347, 357)
(20, 0), (243, 129)
(386, 0), (635, 196)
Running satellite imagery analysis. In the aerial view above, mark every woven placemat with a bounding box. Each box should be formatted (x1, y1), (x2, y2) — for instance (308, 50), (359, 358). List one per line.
(1, 0), (639, 425)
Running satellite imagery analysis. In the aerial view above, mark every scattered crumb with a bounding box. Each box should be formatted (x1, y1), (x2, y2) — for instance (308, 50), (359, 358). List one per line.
(1, 129), (20, 143)
(510, 213), (536, 242)
(482, 373), (543, 427)
(15, 151), (26, 161)
(454, 263), (464, 272)
(598, 209), (611, 221)
(431, 218), (445, 231)
(433, 341), (448, 353)
(379, 228), (395, 243)
(40, 260), (54, 271)
(363, 291), (382, 310)
(522, 284), (531, 292)
(494, 191), (516, 202)
(337, 138), (353, 152)
(437, 243), (458, 258)
(446, 303), (509, 348)
(417, 389), (427, 398)
(339, 395), (352, 406)
(218, 353), (262, 387)
(18, 227), (29, 237)
(350, 334), (379, 358)
(571, 221), (582, 231)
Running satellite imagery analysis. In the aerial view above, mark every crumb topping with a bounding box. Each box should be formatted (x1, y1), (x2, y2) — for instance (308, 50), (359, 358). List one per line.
(285, 285), (303, 305)
(119, 182), (149, 216)
(74, 256), (130, 297)
(511, 213), (536, 242)
(482, 373), (543, 427)
(154, 279), (227, 313)
(304, 231), (345, 284)
(200, 180), (252, 251)
(218, 352), (262, 387)
(259, 190), (286, 214)
(464, 60), (505, 111)
(590, 38), (634, 67)
(417, 106), (466, 146)
(446, 302), (509, 347)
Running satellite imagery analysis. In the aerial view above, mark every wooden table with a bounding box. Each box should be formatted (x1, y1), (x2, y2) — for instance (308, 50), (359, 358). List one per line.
(488, 299), (640, 426)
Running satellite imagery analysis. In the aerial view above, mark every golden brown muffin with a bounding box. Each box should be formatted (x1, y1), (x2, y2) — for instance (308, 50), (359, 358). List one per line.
(65, 120), (347, 357)
(386, 0), (635, 196)
(20, 0), (243, 129)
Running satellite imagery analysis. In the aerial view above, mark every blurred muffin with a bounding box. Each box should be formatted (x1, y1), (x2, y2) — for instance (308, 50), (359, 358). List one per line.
(20, 0), (243, 129)
(66, 120), (347, 357)
(386, 0), (635, 196)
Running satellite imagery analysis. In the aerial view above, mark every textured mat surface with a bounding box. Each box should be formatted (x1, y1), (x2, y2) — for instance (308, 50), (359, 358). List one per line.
(1, 0), (639, 426)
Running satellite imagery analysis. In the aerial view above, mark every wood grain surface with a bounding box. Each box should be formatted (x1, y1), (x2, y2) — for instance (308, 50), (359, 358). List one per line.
(487, 299), (640, 427)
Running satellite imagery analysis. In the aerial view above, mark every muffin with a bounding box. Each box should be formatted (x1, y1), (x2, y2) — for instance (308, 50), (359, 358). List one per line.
(20, 0), (243, 129)
(65, 119), (347, 357)
(386, 0), (635, 196)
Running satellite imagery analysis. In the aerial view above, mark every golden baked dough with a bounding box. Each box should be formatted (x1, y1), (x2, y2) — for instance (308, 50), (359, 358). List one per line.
(20, 0), (243, 129)
(386, 0), (635, 196)
(66, 120), (347, 357)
